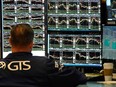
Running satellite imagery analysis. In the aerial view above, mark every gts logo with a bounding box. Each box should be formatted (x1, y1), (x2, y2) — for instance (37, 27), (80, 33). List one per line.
(0, 61), (31, 71)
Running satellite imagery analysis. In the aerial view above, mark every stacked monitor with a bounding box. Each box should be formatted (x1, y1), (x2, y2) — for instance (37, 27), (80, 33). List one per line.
(2, 0), (46, 57)
(106, 0), (116, 25)
(102, 0), (116, 71)
(47, 0), (102, 67)
(102, 0), (116, 60)
(102, 0), (116, 69)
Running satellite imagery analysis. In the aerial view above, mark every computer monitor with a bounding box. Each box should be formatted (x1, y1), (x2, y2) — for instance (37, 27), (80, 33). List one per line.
(106, 0), (116, 25)
(102, 25), (116, 72)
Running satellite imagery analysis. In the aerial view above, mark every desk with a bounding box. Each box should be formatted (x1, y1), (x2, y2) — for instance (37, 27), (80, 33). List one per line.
(78, 81), (116, 87)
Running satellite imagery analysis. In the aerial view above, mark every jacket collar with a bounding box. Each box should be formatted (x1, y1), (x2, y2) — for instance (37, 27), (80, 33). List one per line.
(5, 52), (32, 59)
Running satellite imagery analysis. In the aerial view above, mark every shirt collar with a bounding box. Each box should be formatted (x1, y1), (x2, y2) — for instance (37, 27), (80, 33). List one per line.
(5, 52), (32, 59)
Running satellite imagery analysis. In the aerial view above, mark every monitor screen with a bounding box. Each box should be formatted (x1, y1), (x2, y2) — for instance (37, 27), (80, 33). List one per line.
(102, 25), (116, 60)
(102, 25), (116, 72)
(106, 0), (116, 25)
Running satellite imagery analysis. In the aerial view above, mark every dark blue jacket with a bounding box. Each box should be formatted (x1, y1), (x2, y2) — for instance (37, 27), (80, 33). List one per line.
(0, 52), (87, 87)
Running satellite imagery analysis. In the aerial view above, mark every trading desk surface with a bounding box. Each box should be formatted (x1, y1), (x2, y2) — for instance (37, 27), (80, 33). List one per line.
(78, 81), (116, 87)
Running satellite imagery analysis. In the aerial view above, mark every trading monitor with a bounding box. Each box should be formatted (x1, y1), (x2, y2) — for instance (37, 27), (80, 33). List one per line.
(106, 0), (116, 25)
(102, 25), (116, 72)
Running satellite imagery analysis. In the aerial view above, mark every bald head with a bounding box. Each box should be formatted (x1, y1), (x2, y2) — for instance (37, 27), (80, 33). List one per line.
(10, 23), (34, 48)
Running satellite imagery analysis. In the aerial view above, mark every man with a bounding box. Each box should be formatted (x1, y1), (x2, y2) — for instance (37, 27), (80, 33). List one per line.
(0, 23), (87, 87)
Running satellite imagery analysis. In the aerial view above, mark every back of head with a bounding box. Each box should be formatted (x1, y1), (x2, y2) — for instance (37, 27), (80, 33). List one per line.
(10, 23), (34, 47)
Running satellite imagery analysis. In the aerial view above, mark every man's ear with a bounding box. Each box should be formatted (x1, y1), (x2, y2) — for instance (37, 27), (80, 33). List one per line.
(29, 42), (33, 48)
